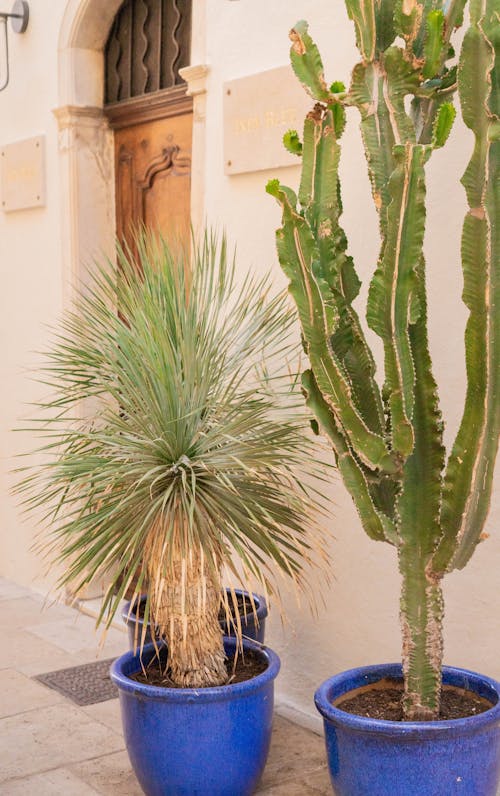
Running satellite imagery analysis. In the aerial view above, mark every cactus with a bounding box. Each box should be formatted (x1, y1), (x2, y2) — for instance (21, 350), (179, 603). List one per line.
(268, 0), (499, 720)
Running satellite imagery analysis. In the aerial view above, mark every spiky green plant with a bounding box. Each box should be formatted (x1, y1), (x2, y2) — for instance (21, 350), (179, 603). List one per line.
(16, 232), (327, 688)
(267, 0), (499, 720)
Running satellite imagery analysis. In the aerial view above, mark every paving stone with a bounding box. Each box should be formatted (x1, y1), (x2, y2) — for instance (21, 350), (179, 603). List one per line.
(25, 613), (127, 657)
(71, 751), (143, 796)
(256, 768), (332, 795)
(82, 697), (123, 733)
(1, 629), (81, 676)
(0, 702), (124, 782)
(0, 669), (63, 718)
(0, 596), (67, 631)
(0, 578), (32, 601)
(1, 768), (101, 795)
(258, 715), (329, 790)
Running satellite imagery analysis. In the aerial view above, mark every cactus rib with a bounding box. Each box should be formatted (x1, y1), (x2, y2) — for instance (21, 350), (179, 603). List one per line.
(268, 181), (399, 474)
(367, 143), (430, 457)
(434, 1), (500, 572)
(302, 370), (397, 544)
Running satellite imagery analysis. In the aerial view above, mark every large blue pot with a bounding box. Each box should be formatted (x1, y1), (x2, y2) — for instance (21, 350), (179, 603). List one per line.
(110, 637), (280, 796)
(314, 663), (500, 796)
(122, 588), (268, 650)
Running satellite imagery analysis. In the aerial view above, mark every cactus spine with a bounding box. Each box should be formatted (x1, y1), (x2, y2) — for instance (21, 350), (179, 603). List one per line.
(268, 0), (499, 720)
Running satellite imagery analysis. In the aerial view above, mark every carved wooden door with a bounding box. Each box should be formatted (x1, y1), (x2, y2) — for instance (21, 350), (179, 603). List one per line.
(104, 0), (193, 252)
(113, 104), (192, 251)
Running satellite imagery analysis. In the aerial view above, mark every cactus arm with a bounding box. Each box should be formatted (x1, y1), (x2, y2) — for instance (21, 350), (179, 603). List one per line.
(444, 0), (466, 36)
(367, 143), (430, 458)
(350, 62), (397, 214)
(350, 47), (419, 228)
(283, 130), (303, 157)
(267, 180), (399, 474)
(398, 264), (445, 555)
(394, 0), (425, 52)
(289, 21), (334, 103)
(376, 0), (397, 52)
(345, 0), (377, 61)
(381, 48), (420, 144)
(431, 101), (456, 148)
(299, 108), (386, 436)
(411, 0), (467, 143)
(423, 10), (446, 79)
(302, 370), (398, 544)
(433, 0), (500, 573)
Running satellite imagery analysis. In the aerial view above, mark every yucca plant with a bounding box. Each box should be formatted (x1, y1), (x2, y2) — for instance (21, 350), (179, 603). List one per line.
(17, 232), (326, 688)
(267, 0), (498, 719)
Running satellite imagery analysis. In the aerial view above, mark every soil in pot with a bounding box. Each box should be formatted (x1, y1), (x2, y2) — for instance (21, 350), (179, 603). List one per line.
(131, 646), (267, 689)
(335, 677), (494, 721)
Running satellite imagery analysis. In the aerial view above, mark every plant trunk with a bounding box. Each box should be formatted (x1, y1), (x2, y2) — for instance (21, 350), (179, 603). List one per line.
(146, 544), (227, 688)
(399, 546), (444, 721)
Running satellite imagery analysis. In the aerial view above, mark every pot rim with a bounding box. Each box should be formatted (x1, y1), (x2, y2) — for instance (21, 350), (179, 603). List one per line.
(314, 663), (500, 738)
(122, 588), (268, 626)
(110, 636), (280, 703)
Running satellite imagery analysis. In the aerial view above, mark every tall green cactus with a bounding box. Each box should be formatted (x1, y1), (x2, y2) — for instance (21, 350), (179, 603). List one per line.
(268, 0), (499, 720)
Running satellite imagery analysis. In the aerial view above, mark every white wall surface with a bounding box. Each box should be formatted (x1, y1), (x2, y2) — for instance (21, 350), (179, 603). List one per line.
(0, 1), (68, 592)
(0, 0), (498, 727)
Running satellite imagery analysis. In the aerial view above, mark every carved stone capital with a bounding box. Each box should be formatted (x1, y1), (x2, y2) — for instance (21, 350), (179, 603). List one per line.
(179, 64), (210, 97)
(52, 105), (113, 159)
(53, 104), (107, 130)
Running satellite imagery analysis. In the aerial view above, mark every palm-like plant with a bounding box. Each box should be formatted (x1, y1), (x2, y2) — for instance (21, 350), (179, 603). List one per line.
(17, 232), (326, 688)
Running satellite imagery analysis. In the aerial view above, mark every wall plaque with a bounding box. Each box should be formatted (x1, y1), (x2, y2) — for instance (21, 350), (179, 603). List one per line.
(1, 135), (46, 212)
(223, 66), (312, 176)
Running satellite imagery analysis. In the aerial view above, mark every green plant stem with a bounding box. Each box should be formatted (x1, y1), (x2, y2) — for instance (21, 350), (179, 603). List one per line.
(399, 545), (444, 720)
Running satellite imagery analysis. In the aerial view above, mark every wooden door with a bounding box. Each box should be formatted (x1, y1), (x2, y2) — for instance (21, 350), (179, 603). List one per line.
(103, 0), (193, 253)
(109, 91), (193, 253)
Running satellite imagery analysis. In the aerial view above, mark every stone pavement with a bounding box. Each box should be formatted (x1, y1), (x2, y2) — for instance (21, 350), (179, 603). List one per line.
(0, 577), (331, 795)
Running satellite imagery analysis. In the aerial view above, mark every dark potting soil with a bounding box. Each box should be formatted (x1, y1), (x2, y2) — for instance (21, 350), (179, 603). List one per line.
(135, 593), (255, 622)
(130, 647), (267, 689)
(335, 678), (493, 721)
(218, 594), (255, 622)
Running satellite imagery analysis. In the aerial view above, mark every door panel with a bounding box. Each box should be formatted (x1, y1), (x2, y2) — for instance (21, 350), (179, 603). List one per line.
(114, 109), (192, 253)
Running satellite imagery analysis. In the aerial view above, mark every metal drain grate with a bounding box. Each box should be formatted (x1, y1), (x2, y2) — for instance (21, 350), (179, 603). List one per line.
(34, 658), (118, 706)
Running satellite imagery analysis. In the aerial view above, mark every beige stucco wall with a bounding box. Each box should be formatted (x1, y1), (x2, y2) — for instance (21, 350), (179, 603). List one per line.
(0, 0), (498, 728)
(0, 1), (68, 592)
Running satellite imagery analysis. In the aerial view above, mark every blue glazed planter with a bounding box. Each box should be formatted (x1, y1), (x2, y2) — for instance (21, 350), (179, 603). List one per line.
(314, 663), (500, 796)
(122, 588), (268, 650)
(110, 637), (280, 796)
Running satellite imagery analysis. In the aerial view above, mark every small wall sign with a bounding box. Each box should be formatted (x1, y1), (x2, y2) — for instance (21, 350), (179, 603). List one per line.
(1, 135), (46, 212)
(223, 66), (313, 176)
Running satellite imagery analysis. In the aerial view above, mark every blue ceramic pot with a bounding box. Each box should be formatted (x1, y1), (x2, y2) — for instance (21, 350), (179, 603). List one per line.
(122, 588), (268, 650)
(314, 663), (500, 796)
(110, 637), (280, 796)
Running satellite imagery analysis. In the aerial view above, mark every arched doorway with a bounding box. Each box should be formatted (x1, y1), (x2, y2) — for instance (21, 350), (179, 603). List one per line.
(55, 0), (208, 299)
